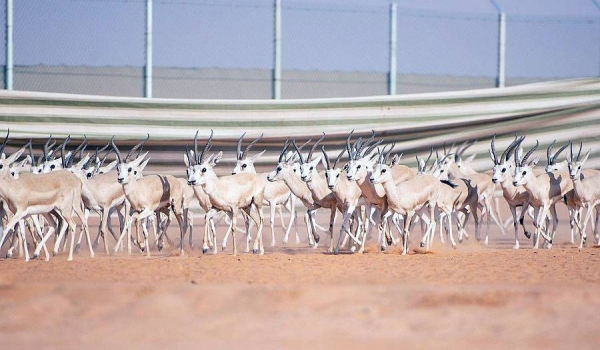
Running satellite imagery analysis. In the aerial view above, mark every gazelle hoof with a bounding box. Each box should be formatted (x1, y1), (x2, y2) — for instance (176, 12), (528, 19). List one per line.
(270, 241), (276, 247)
(6, 252), (12, 258)
(524, 231), (531, 239)
(380, 246), (386, 252)
(386, 237), (393, 246)
(419, 242), (425, 248)
(202, 247), (208, 254)
(252, 248), (258, 254)
(314, 235), (320, 244)
(74, 243), (81, 252)
(452, 243), (457, 249)
(32, 253), (39, 259)
(52, 251), (58, 257)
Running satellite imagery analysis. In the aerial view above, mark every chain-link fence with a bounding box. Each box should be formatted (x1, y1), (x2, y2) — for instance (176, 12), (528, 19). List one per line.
(1, 0), (599, 99)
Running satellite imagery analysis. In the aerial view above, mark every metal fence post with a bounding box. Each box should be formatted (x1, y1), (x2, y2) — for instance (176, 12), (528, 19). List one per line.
(273, 0), (282, 100)
(496, 12), (506, 88)
(388, 2), (397, 95)
(145, 0), (153, 98)
(5, 0), (13, 90)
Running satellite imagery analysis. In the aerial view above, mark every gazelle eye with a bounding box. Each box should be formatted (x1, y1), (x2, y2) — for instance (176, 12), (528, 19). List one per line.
(382, 169), (387, 173)
(10, 171), (14, 176)
(201, 167), (207, 173)
(242, 164), (247, 168)
(336, 173), (340, 178)
(277, 166), (282, 172)
(310, 166), (313, 171)
(0, 164), (3, 169)
(501, 168), (506, 173)
(50, 164), (55, 169)
(357, 165), (361, 169)
(128, 167), (132, 172)
(522, 171), (526, 176)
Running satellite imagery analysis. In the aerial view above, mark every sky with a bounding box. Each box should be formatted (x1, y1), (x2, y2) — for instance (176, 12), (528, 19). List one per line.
(5, 0), (600, 78)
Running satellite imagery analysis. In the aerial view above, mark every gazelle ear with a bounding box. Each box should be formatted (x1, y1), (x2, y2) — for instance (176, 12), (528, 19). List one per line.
(7, 148), (25, 164)
(138, 157), (151, 171)
(581, 149), (591, 165)
(528, 157), (539, 167)
(312, 153), (323, 167)
(211, 151), (223, 166)
(183, 153), (190, 167)
(251, 150), (266, 162)
(466, 153), (476, 163)
(100, 160), (117, 173)
(488, 148), (496, 162)
(320, 153), (328, 169)
(76, 155), (90, 170)
(134, 151), (150, 166)
(17, 158), (29, 168)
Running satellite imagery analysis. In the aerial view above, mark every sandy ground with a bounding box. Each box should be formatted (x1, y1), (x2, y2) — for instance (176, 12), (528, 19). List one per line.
(2, 206), (600, 349)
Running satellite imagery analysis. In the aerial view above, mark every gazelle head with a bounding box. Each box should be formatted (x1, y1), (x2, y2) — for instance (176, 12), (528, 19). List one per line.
(369, 144), (395, 184)
(416, 148), (434, 176)
(267, 138), (298, 182)
(345, 130), (381, 181)
(232, 132), (265, 175)
(567, 141), (591, 181)
(185, 130), (222, 186)
(321, 145), (346, 190)
(111, 134), (150, 185)
(83, 143), (115, 178)
(512, 138), (539, 187)
(432, 151), (454, 181)
(544, 140), (569, 172)
(42, 135), (87, 173)
(489, 135), (522, 184)
(0, 130), (27, 178)
(295, 133), (326, 183)
(452, 140), (477, 174)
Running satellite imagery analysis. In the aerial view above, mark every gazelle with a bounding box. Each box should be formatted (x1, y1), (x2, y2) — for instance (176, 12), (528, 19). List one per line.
(434, 147), (504, 245)
(369, 146), (438, 255)
(232, 133), (297, 247)
(294, 135), (340, 252)
(567, 142), (600, 249)
(0, 139), (90, 262)
(512, 138), (571, 249)
(321, 145), (368, 254)
(546, 140), (600, 244)
(345, 132), (415, 250)
(489, 135), (532, 249)
(111, 136), (188, 256)
(266, 139), (325, 248)
(186, 130), (266, 255)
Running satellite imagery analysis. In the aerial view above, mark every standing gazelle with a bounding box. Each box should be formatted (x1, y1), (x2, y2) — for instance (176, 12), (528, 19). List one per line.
(111, 136), (188, 256)
(232, 133), (297, 247)
(186, 130), (266, 255)
(567, 142), (600, 249)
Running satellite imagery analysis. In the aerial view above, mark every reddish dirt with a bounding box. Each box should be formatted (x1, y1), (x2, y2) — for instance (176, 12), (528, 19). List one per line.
(2, 206), (600, 349)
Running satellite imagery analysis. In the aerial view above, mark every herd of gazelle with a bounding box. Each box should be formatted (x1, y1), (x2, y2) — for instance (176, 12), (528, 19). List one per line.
(0, 129), (599, 262)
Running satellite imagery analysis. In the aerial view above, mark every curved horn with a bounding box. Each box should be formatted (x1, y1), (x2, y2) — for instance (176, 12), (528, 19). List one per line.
(244, 133), (263, 156)
(521, 140), (539, 166)
(199, 129), (214, 164)
(125, 133), (149, 162)
(576, 141), (583, 161)
(0, 129), (8, 155)
(61, 135), (71, 169)
(321, 146), (331, 170)
(236, 132), (246, 160)
(193, 130), (199, 165)
(333, 147), (346, 169)
(278, 138), (290, 163)
(424, 147), (433, 169)
(490, 135), (498, 165)
(346, 129), (355, 160)
(110, 136), (122, 164)
(546, 140), (556, 164)
(28, 139), (38, 166)
(43, 135), (55, 161)
(358, 130), (376, 155)
(307, 133), (326, 162)
(292, 139), (304, 164)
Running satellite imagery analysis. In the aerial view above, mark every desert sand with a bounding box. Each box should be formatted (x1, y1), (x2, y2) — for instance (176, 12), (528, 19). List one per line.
(1, 207), (600, 349)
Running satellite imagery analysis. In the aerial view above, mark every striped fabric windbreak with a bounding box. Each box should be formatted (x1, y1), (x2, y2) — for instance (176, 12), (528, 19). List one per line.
(1, 78), (599, 176)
